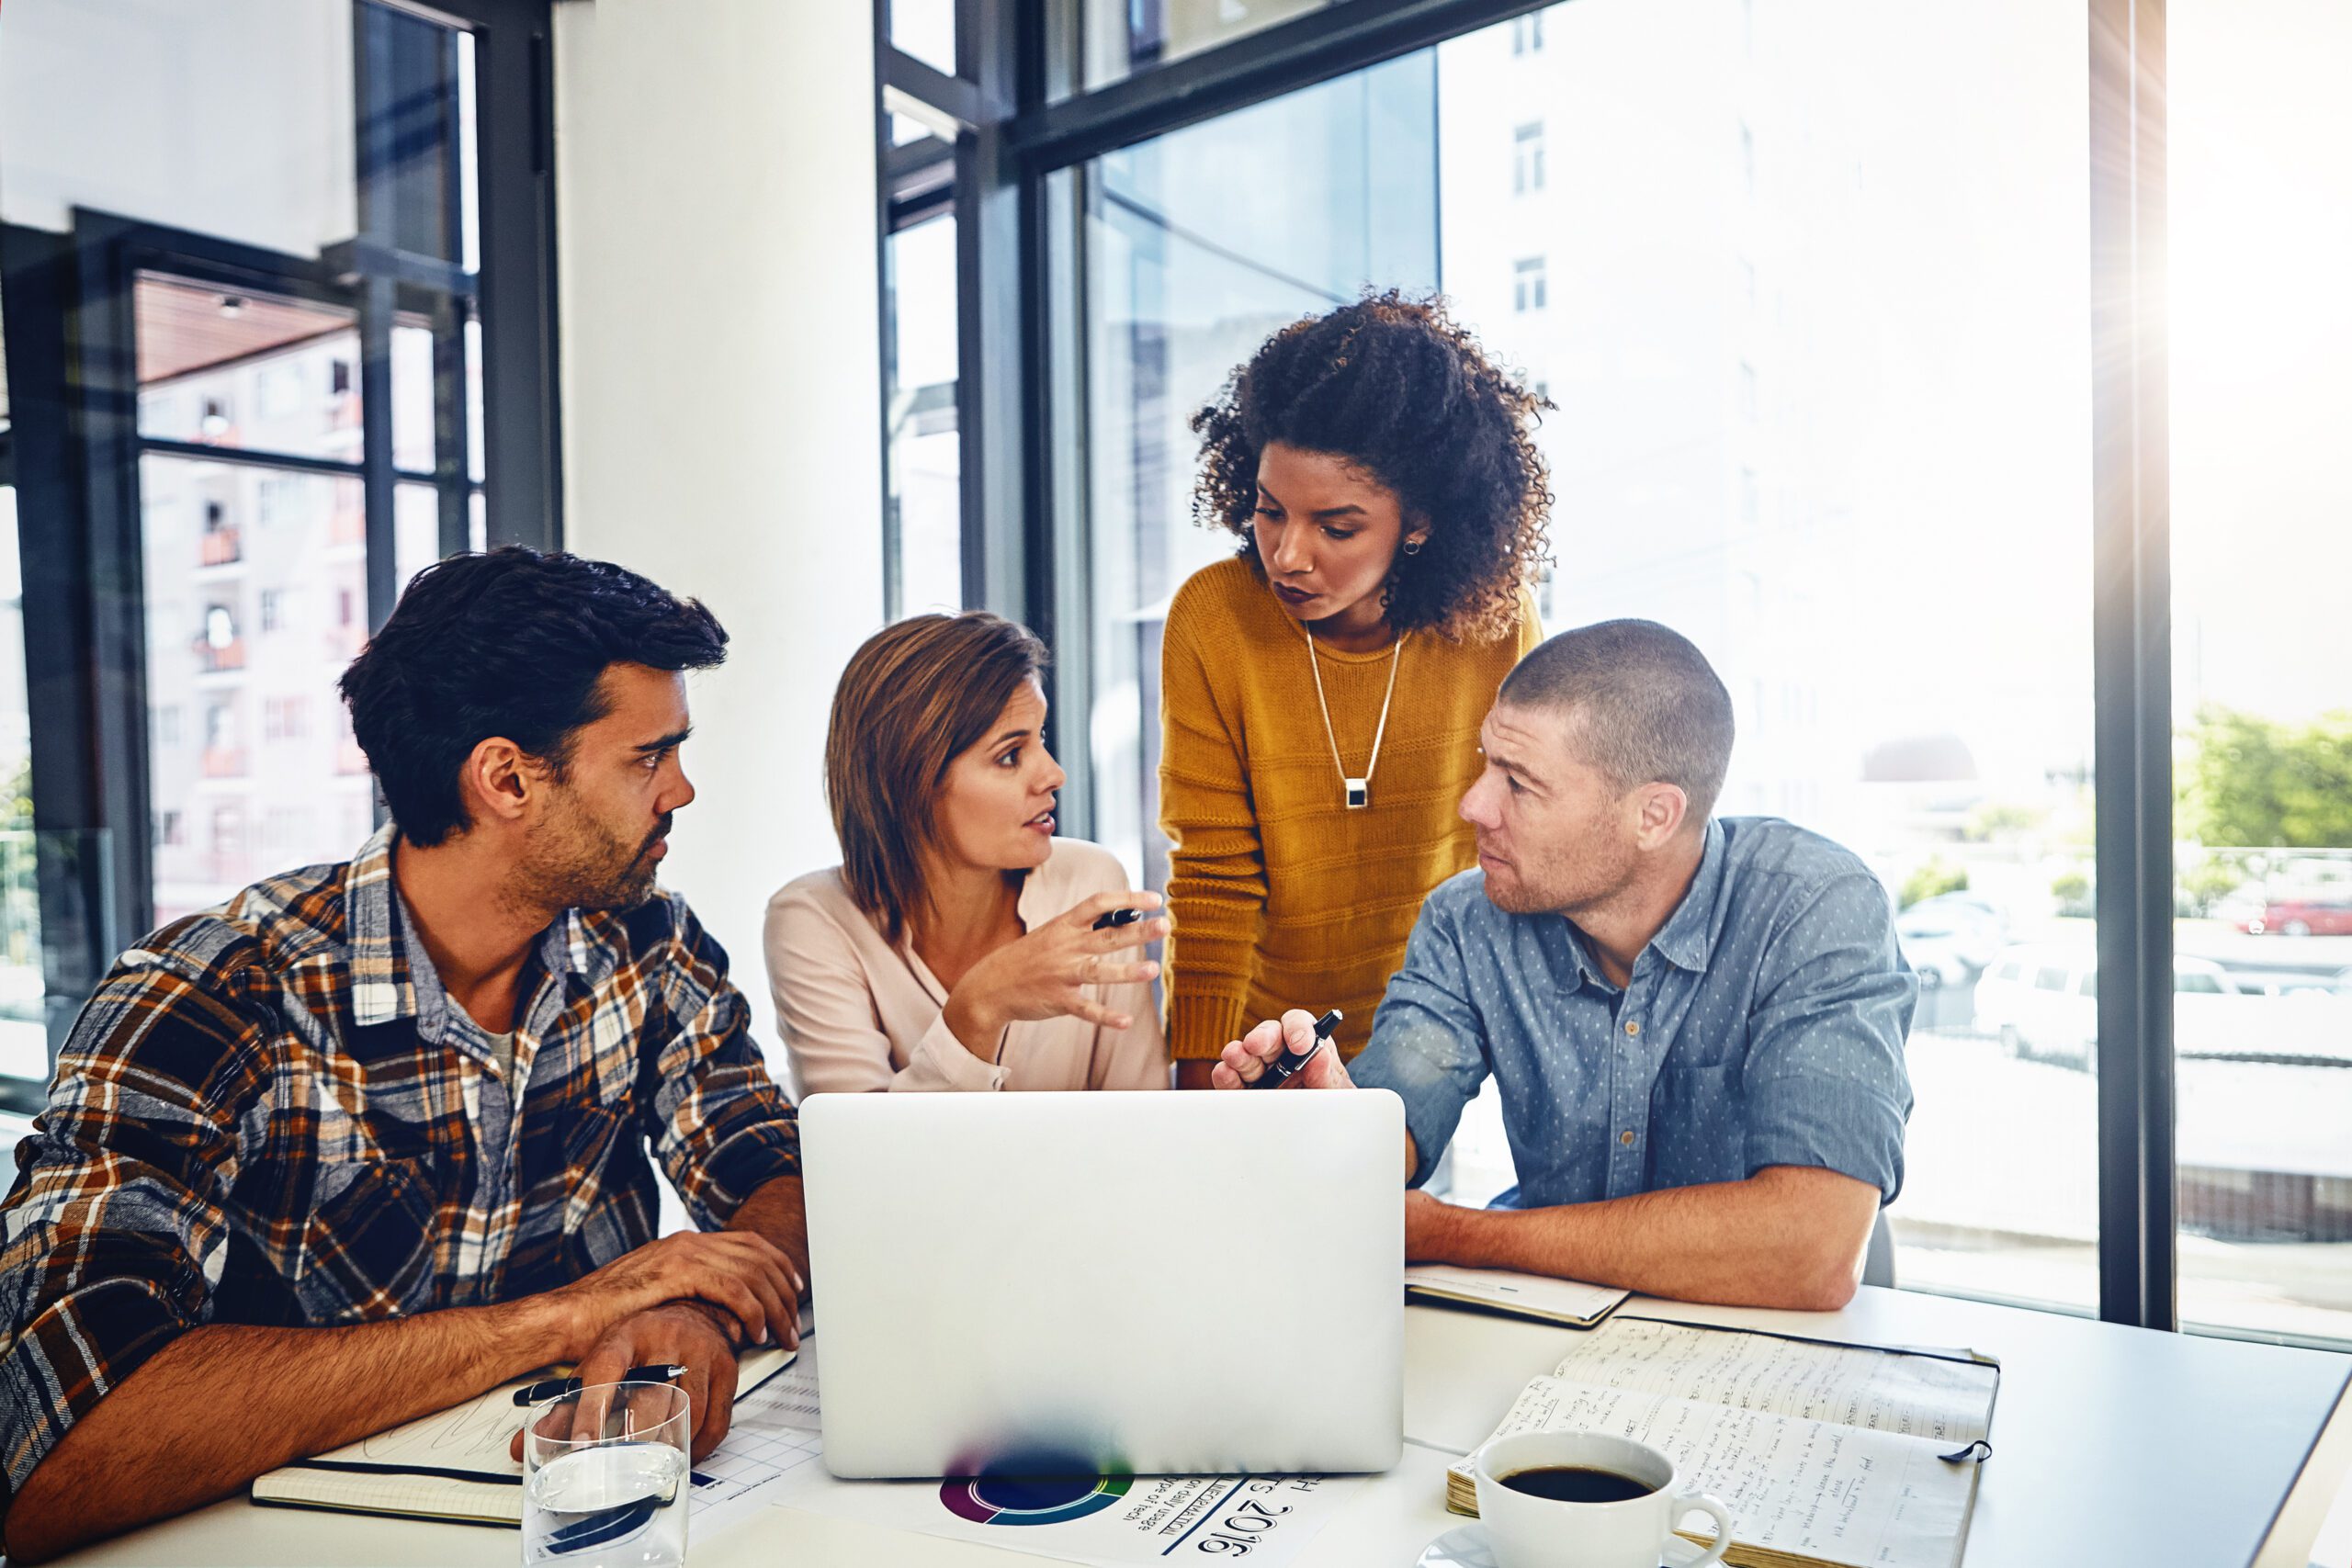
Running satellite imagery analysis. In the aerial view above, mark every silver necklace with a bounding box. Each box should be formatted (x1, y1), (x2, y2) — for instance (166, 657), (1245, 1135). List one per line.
(1302, 623), (1407, 810)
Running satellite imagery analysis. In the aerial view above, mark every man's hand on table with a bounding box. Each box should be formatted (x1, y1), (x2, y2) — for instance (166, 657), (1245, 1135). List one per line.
(548, 1227), (803, 1357)
(1208, 1009), (1356, 1090)
(512, 1300), (744, 1462)
(510, 1227), (806, 1462)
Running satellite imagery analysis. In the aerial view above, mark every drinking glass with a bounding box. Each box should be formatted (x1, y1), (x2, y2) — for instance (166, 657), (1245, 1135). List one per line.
(522, 1381), (692, 1567)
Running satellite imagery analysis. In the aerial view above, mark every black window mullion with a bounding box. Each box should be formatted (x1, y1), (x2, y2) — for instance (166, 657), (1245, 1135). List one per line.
(356, 278), (400, 633)
(465, 4), (560, 550)
(434, 295), (474, 558)
(1035, 167), (1091, 839)
(356, 1), (401, 629)
(1, 222), (132, 1086)
(71, 219), (160, 953)
(2088, 0), (2176, 1333)
(956, 0), (1033, 626)
(875, 0), (905, 620)
(138, 439), (367, 483)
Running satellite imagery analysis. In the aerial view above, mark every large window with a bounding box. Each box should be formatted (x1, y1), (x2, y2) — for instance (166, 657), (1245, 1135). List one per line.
(895, 0), (2313, 1340)
(1074, 0), (2102, 1316)
(2167, 0), (2352, 1346)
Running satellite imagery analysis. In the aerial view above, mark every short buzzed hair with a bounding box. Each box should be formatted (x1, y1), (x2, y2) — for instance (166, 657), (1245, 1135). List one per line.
(1498, 619), (1735, 824)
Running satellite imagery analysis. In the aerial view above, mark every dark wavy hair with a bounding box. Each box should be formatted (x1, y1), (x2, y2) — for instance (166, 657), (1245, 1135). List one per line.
(339, 547), (729, 846)
(1190, 289), (1553, 642)
(824, 613), (1051, 944)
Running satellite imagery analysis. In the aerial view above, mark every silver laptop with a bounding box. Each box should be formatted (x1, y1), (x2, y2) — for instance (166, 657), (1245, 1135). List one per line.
(801, 1088), (1405, 1479)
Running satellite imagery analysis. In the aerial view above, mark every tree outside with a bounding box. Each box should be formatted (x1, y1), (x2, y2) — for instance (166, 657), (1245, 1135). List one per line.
(2178, 705), (2352, 851)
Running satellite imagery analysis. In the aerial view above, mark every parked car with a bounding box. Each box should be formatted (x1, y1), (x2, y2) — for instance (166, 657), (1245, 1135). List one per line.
(1894, 896), (2007, 988)
(1972, 946), (2250, 1071)
(2242, 897), (2352, 938)
(1897, 919), (1987, 989)
(1905, 893), (2010, 941)
(1973, 945), (2352, 1068)
(1899, 931), (1974, 989)
(1973, 945), (2098, 1067)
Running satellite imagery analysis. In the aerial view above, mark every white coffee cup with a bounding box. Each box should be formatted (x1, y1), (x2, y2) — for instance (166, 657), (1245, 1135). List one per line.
(1472, 1430), (1735, 1568)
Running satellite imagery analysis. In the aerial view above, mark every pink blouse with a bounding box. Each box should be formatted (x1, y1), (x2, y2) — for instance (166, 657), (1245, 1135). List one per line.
(763, 839), (1169, 1094)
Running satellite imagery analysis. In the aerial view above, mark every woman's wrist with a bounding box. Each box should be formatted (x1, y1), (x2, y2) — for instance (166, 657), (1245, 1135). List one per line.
(941, 990), (1006, 1062)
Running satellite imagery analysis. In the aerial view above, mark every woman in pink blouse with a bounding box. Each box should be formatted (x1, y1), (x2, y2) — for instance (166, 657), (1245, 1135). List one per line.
(765, 613), (1170, 1092)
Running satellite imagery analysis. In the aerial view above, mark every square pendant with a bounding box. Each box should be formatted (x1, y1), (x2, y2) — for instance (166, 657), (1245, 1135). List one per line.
(1345, 778), (1369, 809)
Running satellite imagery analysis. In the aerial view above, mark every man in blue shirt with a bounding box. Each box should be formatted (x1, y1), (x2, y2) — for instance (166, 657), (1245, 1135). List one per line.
(1212, 620), (1914, 1311)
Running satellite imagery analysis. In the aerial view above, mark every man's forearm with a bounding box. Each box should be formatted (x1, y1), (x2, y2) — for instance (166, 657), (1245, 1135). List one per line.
(5, 1292), (573, 1562)
(1410, 1166), (1877, 1312)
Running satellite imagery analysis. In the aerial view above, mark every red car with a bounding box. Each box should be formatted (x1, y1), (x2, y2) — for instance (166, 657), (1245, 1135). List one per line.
(2244, 897), (2352, 937)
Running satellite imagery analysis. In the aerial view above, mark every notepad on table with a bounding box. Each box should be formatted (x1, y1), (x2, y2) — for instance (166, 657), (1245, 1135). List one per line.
(1444, 1315), (1999, 1568)
(1404, 1264), (1631, 1328)
(250, 1347), (797, 1525)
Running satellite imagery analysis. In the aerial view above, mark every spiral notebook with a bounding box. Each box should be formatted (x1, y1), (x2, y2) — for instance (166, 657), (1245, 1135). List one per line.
(249, 1348), (797, 1527)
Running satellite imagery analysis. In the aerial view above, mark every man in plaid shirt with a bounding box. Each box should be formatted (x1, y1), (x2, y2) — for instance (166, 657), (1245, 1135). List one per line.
(0, 549), (808, 1559)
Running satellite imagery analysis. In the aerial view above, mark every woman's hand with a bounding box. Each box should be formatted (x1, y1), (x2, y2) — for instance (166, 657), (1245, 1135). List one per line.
(940, 890), (1170, 1059)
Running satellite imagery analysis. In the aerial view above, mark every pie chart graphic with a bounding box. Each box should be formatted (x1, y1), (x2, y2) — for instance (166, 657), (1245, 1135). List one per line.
(940, 1472), (1133, 1526)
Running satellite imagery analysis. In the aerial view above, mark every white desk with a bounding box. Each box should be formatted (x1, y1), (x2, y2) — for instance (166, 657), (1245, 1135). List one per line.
(52, 1287), (2352, 1568)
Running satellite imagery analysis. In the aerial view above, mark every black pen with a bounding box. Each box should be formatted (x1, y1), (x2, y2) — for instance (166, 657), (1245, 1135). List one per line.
(1250, 1009), (1341, 1089)
(513, 1363), (690, 1406)
(1091, 906), (1146, 931)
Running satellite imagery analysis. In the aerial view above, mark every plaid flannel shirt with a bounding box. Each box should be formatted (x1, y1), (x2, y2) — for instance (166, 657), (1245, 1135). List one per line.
(0, 826), (800, 1493)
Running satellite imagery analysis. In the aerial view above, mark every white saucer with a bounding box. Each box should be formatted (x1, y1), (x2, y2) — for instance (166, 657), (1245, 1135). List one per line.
(1415, 1521), (1713, 1568)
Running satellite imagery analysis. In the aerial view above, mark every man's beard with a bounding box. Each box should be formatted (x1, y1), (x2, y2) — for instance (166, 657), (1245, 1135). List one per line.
(1487, 838), (1640, 921)
(523, 803), (672, 913)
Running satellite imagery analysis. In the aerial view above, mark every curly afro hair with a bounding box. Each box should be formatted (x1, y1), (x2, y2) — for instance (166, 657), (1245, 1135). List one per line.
(1189, 289), (1553, 643)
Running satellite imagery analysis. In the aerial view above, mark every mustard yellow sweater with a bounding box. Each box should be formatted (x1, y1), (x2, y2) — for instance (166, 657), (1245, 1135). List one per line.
(1158, 558), (1542, 1059)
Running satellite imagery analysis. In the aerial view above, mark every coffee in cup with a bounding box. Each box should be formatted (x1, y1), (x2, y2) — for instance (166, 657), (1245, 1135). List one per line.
(1471, 1430), (1734, 1568)
(1498, 1463), (1658, 1505)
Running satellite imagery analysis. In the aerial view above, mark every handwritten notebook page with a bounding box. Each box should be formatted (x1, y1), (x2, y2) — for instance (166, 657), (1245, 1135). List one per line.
(1585, 1317), (1996, 1443)
(1447, 1319), (1997, 1568)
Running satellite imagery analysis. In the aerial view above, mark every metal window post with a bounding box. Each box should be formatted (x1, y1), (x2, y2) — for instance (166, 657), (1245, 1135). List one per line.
(2088, 0), (2176, 1332)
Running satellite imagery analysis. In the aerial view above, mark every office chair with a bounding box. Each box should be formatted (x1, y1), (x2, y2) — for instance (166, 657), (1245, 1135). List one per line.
(1863, 1212), (1897, 1290)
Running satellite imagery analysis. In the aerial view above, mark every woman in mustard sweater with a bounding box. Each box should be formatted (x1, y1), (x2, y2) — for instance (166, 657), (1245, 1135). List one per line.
(1161, 291), (1552, 1084)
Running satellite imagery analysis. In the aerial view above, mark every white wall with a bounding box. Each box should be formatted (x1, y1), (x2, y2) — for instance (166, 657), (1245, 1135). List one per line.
(554, 0), (885, 1076)
(0, 0), (355, 252)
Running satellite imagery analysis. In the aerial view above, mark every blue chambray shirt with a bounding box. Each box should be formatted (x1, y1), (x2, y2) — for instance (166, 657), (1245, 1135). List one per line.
(1351, 816), (1916, 1207)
